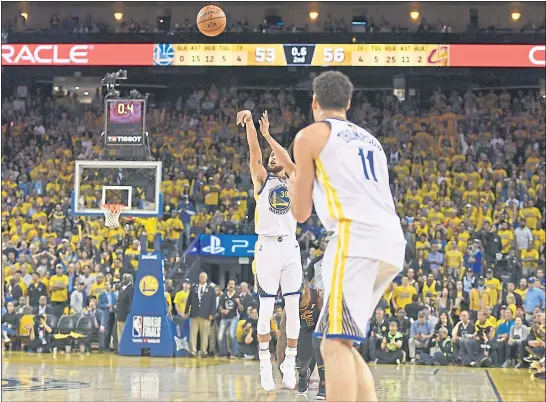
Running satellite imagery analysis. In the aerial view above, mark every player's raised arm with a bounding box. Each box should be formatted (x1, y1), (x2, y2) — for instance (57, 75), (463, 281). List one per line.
(259, 111), (297, 176)
(289, 122), (330, 223)
(237, 110), (267, 190)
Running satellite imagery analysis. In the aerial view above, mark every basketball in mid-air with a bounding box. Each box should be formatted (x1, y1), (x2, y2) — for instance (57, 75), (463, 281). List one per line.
(197, 5), (226, 37)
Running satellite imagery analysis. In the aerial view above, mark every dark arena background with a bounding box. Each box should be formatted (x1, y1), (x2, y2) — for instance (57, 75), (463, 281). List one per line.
(1, 1), (545, 401)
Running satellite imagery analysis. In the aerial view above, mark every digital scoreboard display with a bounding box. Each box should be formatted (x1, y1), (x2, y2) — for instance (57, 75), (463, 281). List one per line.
(105, 99), (145, 145)
(1, 43), (543, 68)
(168, 43), (451, 67)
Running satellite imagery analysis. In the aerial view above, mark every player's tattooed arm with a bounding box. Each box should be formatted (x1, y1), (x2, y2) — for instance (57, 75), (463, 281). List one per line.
(259, 111), (297, 176)
(237, 110), (267, 191)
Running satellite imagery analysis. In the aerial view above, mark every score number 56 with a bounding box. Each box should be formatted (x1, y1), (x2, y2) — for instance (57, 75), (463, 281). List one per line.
(323, 48), (345, 63)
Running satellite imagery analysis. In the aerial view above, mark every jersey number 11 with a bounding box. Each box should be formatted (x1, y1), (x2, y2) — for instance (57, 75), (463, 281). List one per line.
(358, 149), (378, 182)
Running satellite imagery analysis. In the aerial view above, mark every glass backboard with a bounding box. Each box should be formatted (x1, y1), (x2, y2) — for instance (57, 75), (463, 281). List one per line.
(71, 160), (163, 217)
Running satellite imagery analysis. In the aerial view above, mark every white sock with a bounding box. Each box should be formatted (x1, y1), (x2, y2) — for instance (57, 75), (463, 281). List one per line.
(285, 346), (297, 360)
(259, 342), (270, 360)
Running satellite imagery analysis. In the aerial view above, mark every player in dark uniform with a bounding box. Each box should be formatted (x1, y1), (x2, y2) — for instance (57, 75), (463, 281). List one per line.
(278, 253), (326, 399)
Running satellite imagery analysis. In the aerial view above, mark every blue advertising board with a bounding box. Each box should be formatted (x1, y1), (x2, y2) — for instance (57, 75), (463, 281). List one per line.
(189, 234), (258, 257)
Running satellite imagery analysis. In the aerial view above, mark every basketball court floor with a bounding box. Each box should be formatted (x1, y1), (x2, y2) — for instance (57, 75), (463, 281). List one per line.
(1, 352), (544, 401)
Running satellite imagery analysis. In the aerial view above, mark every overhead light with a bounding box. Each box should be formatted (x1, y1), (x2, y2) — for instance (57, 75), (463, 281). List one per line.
(53, 86), (59, 91)
(410, 11), (420, 21)
(75, 86), (80, 90)
(511, 12), (521, 21)
(309, 11), (319, 20)
(113, 12), (123, 21)
(84, 91), (89, 96)
(20, 12), (28, 20)
(352, 37), (356, 43)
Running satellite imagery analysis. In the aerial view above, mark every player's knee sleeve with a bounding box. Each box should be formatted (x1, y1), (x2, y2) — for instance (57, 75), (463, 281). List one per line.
(257, 296), (275, 335)
(284, 295), (301, 339)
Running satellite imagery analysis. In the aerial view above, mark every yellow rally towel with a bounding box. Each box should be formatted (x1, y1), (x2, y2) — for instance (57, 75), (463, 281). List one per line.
(53, 333), (70, 340)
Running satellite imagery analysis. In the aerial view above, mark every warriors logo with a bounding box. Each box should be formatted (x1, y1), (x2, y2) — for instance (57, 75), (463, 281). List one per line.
(139, 275), (159, 297)
(268, 184), (290, 214)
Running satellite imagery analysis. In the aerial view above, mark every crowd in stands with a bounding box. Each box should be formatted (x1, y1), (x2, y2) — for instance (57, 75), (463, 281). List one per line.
(3, 11), (545, 35)
(1, 80), (545, 377)
(351, 86), (544, 376)
(0, 82), (308, 353)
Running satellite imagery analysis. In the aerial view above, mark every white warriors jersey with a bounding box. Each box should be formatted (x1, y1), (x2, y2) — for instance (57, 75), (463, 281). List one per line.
(312, 118), (406, 268)
(255, 173), (297, 236)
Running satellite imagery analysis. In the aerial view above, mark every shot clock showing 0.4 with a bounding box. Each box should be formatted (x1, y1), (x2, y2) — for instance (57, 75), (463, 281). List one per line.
(112, 101), (142, 116)
(107, 99), (144, 125)
(116, 102), (135, 115)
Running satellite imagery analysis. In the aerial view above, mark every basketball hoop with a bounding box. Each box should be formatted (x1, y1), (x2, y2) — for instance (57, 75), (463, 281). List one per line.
(101, 204), (125, 228)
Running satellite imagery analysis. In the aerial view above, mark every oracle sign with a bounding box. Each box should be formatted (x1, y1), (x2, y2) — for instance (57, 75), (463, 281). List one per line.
(529, 45), (545, 66)
(2, 44), (90, 65)
(449, 44), (546, 68)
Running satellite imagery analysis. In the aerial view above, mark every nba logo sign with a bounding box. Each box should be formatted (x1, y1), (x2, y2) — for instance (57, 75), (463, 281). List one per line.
(132, 316), (143, 337)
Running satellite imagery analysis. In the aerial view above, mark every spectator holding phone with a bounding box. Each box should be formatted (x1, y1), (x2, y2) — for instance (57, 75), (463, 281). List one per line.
(241, 307), (259, 359)
(375, 321), (405, 365)
(417, 327), (454, 366)
(27, 314), (53, 353)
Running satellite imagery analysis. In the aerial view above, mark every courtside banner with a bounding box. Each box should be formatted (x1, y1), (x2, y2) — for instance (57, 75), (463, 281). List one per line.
(1, 44), (154, 66)
(1, 43), (543, 67)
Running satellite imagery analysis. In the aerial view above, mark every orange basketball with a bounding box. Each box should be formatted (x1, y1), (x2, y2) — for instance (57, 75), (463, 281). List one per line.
(197, 5), (226, 37)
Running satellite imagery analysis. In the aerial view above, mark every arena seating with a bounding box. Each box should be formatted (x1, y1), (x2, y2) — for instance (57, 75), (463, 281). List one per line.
(1, 84), (544, 373)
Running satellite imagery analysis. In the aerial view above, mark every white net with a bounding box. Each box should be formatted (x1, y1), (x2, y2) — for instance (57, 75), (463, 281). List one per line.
(101, 204), (124, 228)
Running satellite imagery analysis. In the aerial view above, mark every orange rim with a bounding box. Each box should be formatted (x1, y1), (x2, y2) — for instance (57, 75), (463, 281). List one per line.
(101, 204), (124, 213)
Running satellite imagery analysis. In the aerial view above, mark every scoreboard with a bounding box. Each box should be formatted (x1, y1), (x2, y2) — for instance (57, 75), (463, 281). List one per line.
(1, 43), (542, 67)
(171, 43), (450, 67)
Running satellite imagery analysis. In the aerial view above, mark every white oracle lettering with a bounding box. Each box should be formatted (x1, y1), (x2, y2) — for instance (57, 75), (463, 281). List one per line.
(1, 44), (89, 65)
(1, 45), (15, 63)
(529, 45), (545, 66)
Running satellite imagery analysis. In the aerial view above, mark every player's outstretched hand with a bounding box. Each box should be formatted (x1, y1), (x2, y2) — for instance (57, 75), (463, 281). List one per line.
(236, 110), (252, 126)
(259, 111), (270, 136)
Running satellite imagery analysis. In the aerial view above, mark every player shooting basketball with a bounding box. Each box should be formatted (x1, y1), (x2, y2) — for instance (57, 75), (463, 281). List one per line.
(236, 110), (303, 392)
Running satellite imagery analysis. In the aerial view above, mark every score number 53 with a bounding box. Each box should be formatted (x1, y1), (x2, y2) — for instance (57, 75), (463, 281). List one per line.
(255, 47), (275, 63)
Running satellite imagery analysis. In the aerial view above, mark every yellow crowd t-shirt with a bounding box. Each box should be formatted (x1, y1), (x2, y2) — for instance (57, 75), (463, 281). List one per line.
(393, 285), (416, 309)
(49, 274), (69, 302)
(174, 290), (190, 314)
